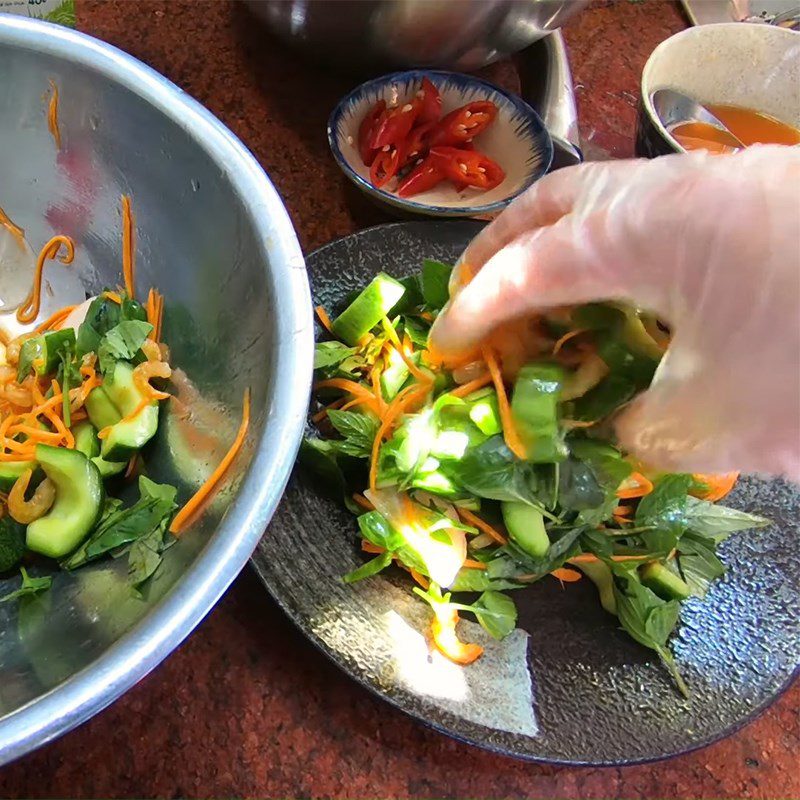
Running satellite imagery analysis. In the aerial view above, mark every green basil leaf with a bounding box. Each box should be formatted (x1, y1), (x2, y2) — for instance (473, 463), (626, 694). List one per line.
(0, 567), (52, 603)
(314, 341), (356, 371)
(421, 259), (453, 310)
(677, 530), (725, 597)
(343, 551), (393, 584)
(327, 410), (379, 459)
(97, 320), (153, 376)
(635, 474), (693, 539)
(683, 496), (770, 543)
(472, 591), (517, 639)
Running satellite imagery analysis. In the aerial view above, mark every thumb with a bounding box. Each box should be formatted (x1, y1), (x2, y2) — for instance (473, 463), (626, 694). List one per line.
(431, 211), (669, 358)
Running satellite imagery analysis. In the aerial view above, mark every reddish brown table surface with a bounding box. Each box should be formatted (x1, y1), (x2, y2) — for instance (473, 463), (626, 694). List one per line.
(1, 2), (797, 797)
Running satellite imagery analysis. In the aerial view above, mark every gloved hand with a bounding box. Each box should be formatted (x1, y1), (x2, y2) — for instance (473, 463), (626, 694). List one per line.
(430, 146), (800, 479)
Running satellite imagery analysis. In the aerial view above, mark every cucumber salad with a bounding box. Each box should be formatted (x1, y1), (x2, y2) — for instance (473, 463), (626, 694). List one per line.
(0, 198), (248, 602)
(304, 259), (769, 695)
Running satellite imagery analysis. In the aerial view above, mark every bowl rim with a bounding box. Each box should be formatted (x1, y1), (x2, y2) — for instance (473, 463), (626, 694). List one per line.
(327, 69), (554, 217)
(640, 21), (800, 154)
(0, 13), (313, 764)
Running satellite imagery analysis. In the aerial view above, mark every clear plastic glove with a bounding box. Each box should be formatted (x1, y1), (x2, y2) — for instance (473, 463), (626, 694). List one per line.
(430, 146), (800, 480)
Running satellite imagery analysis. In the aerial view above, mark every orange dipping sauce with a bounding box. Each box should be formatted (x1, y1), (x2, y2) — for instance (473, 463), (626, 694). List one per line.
(671, 104), (800, 154)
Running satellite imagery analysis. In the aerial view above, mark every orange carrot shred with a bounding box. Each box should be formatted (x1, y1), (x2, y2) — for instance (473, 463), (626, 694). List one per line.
(430, 606), (483, 665)
(450, 373), (492, 398)
(482, 345), (526, 460)
(552, 328), (588, 355)
(170, 388), (250, 534)
(16, 235), (75, 324)
(690, 472), (739, 503)
(456, 507), (507, 545)
(462, 559), (487, 570)
(0, 205), (26, 252)
(352, 493), (375, 511)
(34, 304), (77, 334)
(121, 194), (136, 300)
(381, 319), (429, 383)
(315, 305), (334, 334)
(104, 291), (122, 305)
(551, 567), (583, 583)
(47, 80), (61, 151)
(361, 540), (384, 554)
(409, 569), (430, 589)
(616, 471), (654, 499)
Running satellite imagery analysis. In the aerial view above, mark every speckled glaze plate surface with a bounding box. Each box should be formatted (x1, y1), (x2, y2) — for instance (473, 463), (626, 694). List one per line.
(252, 221), (800, 765)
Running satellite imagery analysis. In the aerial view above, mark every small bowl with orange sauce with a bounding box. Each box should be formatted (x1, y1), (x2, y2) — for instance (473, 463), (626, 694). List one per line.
(637, 22), (800, 158)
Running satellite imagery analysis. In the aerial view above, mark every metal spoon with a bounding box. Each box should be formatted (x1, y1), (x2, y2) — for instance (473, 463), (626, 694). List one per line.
(651, 88), (747, 149)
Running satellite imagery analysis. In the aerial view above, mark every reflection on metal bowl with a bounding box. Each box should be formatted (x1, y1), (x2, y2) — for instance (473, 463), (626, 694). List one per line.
(245, 0), (589, 71)
(0, 15), (312, 764)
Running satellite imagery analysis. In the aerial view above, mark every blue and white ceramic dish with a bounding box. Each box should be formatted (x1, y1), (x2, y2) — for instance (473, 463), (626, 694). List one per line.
(328, 70), (554, 218)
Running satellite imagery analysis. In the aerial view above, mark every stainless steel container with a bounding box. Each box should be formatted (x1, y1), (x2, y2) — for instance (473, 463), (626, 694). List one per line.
(246, 0), (588, 71)
(0, 14), (312, 763)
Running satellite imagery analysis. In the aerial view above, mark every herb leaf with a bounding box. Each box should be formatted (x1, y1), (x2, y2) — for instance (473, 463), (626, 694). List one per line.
(327, 410), (379, 458)
(677, 531), (725, 597)
(0, 567), (52, 603)
(683, 496), (769, 543)
(472, 590), (517, 639)
(635, 474), (693, 553)
(314, 341), (356, 371)
(420, 259), (453, 310)
(97, 320), (153, 376)
(343, 551), (393, 583)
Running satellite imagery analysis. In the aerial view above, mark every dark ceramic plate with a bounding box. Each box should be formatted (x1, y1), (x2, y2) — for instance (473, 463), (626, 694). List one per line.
(252, 221), (800, 765)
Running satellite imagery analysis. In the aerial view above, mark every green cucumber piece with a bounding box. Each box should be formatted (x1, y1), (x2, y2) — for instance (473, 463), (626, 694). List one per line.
(380, 347), (410, 401)
(17, 328), (76, 381)
(73, 421), (126, 478)
(85, 387), (122, 430)
(511, 363), (567, 463)
(575, 560), (617, 615)
(501, 501), (549, 558)
(640, 561), (691, 601)
(331, 273), (406, 346)
(0, 460), (38, 492)
(99, 363), (159, 462)
(468, 390), (502, 436)
(26, 444), (104, 558)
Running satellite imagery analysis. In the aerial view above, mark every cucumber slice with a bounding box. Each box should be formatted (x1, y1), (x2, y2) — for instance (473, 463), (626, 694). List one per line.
(0, 460), (38, 492)
(73, 421), (127, 478)
(575, 560), (617, 615)
(640, 561), (691, 601)
(380, 347), (410, 401)
(511, 363), (567, 463)
(501, 501), (549, 558)
(331, 273), (406, 346)
(17, 328), (76, 381)
(26, 444), (104, 558)
(85, 387), (122, 430)
(468, 390), (502, 436)
(99, 363), (159, 462)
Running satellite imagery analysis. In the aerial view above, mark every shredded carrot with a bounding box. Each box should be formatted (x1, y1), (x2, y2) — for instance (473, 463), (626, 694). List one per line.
(169, 387), (250, 534)
(462, 559), (487, 570)
(313, 378), (381, 415)
(430, 606), (483, 665)
(568, 553), (651, 565)
(0, 450), (36, 462)
(361, 540), (384, 554)
(616, 471), (654, 499)
(561, 419), (597, 430)
(419, 311), (434, 323)
(352, 493), (374, 511)
(482, 345), (526, 460)
(369, 381), (431, 493)
(450, 373), (492, 398)
(47, 80), (61, 151)
(691, 472), (739, 503)
(311, 396), (346, 424)
(145, 288), (165, 342)
(124, 454), (139, 479)
(456, 506), (507, 545)
(0, 205), (26, 252)
(409, 569), (430, 589)
(315, 305), (334, 335)
(552, 328), (587, 355)
(381, 318), (429, 383)
(551, 567), (583, 583)
(370, 357), (387, 416)
(34, 304), (77, 334)
(16, 235), (75, 324)
(121, 195), (136, 300)
(104, 290), (122, 305)
(613, 505), (632, 517)
(97, 399), (149, 439)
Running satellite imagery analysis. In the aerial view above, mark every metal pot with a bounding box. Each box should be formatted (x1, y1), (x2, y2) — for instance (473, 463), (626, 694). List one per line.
(246, 0), (588, 71)
(0, 14), (311, 763)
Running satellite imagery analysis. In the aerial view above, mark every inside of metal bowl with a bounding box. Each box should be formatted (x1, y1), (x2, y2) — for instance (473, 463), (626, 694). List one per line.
(0, 22), (305, 748)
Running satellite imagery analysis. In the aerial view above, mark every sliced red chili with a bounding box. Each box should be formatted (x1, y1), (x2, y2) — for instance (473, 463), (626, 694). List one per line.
(397, 154), (447, 198)
(429, 147), (505, 191)
(372, 101), (420, 149)
(369, 146), (401, 188)
(416, 77), (442, 125)
(358, 99), (386, 166)
(429, 100), (499, 148)
(400, 120), (437, 168)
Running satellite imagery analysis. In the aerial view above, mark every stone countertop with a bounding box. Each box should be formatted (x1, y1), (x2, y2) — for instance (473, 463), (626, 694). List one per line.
(0, 1), (797, 797)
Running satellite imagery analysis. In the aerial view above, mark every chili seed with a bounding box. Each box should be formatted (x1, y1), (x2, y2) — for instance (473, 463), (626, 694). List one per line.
(459, 163), (468, 174)
(401, 103), (413, 113)
(477, 167), (486, 173)
(346, 135), (354, 145)
(382, 145), (390, 152)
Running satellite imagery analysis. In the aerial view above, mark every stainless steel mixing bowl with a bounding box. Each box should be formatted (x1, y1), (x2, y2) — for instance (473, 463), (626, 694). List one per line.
(246, 0), (589, 71)
(0, 15), (312, 763)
